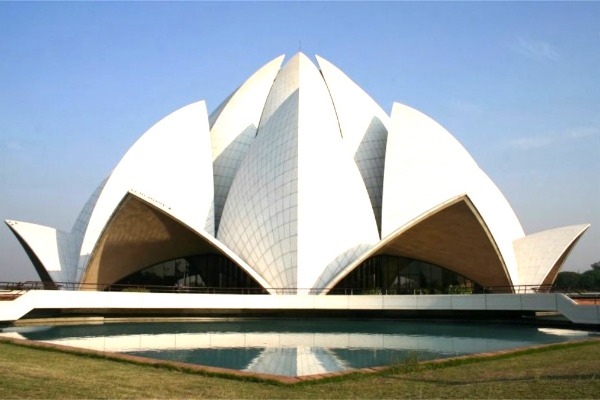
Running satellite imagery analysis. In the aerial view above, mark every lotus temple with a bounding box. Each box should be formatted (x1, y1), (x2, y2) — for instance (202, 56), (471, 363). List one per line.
(3, 53), (591, 306)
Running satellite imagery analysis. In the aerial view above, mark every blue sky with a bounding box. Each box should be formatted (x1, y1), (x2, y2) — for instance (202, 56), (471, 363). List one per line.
(0, 1), (598, 281)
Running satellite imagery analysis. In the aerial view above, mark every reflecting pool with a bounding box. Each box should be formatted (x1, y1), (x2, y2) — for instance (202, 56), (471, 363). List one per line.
(0, 320), (593, 377)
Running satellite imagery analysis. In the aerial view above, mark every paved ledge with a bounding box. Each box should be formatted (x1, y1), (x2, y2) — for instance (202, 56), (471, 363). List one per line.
(0, 291), (598, 325)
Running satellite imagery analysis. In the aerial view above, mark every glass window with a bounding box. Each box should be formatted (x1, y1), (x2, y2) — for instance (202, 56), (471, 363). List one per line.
(330, 255), (481, 295)
(111, 254), (266, 294)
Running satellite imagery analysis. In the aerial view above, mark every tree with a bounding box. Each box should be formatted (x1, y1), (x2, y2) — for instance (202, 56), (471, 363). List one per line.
(578, 274), (595, 290)
(554, 262), (600, 291)
(581, 269), (600, 287)
(555, 271), (580, 288)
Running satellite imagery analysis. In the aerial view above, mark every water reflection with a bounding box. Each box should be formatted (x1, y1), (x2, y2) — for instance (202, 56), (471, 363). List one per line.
(0, 320), (591, 377)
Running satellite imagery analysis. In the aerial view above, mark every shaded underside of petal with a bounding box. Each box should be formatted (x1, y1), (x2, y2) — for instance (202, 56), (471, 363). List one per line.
(80, 192), (270, 291)
(321, 195), (512, 292)
(77, 101), (215, 282)
(383, 102), (524, 285)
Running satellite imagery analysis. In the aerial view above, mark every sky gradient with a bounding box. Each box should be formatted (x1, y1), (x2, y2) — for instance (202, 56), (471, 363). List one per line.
(1, 1), (598, 281)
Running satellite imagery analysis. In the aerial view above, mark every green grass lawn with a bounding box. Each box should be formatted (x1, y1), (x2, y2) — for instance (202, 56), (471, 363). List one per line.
(0, 339), (599, 399)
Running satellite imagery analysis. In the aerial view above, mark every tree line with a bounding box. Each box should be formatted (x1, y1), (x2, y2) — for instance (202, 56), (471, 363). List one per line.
(554, 261), (600, 291)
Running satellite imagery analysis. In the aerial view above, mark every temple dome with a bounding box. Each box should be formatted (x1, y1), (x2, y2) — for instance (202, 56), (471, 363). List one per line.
(5, 53), (589, 294)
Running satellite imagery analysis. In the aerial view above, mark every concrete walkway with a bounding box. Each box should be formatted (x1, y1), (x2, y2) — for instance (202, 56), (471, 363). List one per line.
(0, 291), (598, 325)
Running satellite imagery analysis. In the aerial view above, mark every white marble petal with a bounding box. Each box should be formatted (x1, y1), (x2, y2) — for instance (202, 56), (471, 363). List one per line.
(6, 53), (590, 294)
(219, 53), (379, 292)
(211, 55), (284, 233)
(4, 220), (76, 283)
(515, 224), (590, 288)
(76, 101), (214, 282)
(382, 103), (525, 285)
(317, 55), (389, 234)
